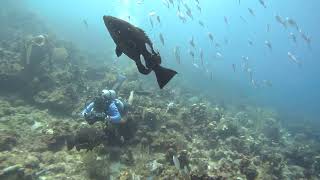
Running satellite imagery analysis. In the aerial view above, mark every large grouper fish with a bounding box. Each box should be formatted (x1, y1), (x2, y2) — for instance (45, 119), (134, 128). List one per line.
(103, 15), (177, 89)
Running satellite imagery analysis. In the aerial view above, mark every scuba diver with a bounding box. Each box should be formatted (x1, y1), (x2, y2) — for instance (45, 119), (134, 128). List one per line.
(81, 74), (128, 125)
(67, 74), (135, 151)
(81, 89), (127, 125)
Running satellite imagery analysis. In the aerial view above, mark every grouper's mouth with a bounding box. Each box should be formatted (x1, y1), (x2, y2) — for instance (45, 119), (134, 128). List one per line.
(103, 15), (112, 31)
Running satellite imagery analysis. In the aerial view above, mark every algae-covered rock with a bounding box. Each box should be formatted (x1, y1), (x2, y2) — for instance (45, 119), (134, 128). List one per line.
(0, 134), (17, 151)
(33, 87), (78, 113)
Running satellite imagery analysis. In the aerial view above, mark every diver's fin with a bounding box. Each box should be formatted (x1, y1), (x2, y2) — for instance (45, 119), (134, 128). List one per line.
(116, 46), (123, 57)
(153, 65), (177, 89)
(66, 135), (75, 150)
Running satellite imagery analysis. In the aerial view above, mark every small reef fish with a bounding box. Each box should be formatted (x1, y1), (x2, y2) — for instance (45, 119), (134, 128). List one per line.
(267, 24), (270, 32)
(224, 37), (229, 45)
(224, 16), (229, 25)
(288, 52), (301, 67)
(156, 16), (161, 24)
(177, 12), (187, 23)
(193, 63), (200, 69)
(216, 52), (223, 59)
(159, 33), (165, 46)
(189, 50), (195, 61)
(208, 32), (214, 43)
(174, 46), (181, 64)
(184, 3), (191, 12)
(275, 15), (287, 28)
(264, 40), (272, 51)
(173, 155), (181, 170)
(83, 20), (89, 29)
(299, 29), (311, 47)
(149, 17), (154, 28)
(136, 0), (143, 5)
(189, 36), (195, 48)
(198, 20), (204, 27)
(289, 32), (297, 43)
(162, 0), (170, 8)
(149, 11), (156, 17)
(200, 48), (203, 62)
(128, 91), (134, 105)
(240, 16), (247, 23)
(232, 64), (236, 72)
(196, 4), (201, 13)
(186, 9), (193, 20)
(248, 39), (254, 46)
(248, 8), (255, 16)
(286, 17), (299, 30)
(258, 0), (267, 8)
(103, 16), (177, 88)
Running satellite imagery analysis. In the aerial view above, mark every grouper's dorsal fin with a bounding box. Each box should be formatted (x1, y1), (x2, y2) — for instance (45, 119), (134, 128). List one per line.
(137, 28), (152, 44)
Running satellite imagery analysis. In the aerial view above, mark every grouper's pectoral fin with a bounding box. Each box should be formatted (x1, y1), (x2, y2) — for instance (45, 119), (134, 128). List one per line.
(116, 46), (123, 57)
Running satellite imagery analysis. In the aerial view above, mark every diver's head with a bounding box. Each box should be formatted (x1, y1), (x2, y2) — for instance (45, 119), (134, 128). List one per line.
(101, 89), (116, 100)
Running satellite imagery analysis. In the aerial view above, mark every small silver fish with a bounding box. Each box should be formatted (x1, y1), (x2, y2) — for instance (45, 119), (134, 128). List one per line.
(275, 15), (287, 28)
(248, 39), (254, 46)
(196, 4), (201, 13)
(189, 36), (195, 48)
(208, 32), (213, 43)
(159, 33), (165, 46)
(289, 32), (297, 43)
(286, 17), (299, 30)
(186, 9), (193, 19)
(259, 0), (267, 8)
(224, 16), (229, 25)
(177, 12), (187, 23)
(299, 30), (311, 47)
(149, 17), (154, 28)
(198, 20), (204, 27)
(189, 50), (195, 60)
(173, 155), (181, 170)
(157, 16), (161, 24)
(248, 8), (255, 16)
(240, 16), (247, 23)
(174, 46), (181, 64)
(264, 40), (272, 51)
(288, 52), (301, 66)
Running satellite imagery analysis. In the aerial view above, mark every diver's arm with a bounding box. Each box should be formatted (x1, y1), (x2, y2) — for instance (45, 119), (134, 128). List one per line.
(107, 102), (125, 123)
(81, 102), (94, 116)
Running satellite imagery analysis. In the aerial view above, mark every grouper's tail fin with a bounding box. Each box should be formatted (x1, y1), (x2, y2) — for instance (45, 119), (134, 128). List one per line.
(153, 65), (177, 89)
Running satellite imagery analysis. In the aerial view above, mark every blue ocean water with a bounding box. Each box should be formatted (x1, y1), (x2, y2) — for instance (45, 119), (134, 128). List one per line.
(26, 0), (319, 123)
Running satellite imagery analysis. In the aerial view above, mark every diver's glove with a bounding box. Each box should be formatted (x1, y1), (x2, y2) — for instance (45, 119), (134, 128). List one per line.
(84, 112), (106, 125)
